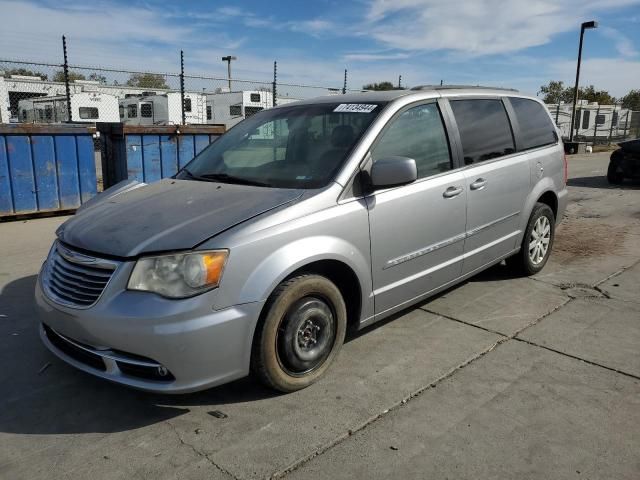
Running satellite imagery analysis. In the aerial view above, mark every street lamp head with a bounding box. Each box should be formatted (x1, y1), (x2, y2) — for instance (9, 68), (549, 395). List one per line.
(582, 20), (598, 29)
(221, 56), (237, 62)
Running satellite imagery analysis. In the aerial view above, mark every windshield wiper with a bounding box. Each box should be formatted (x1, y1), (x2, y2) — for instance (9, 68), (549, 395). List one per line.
(197, 173), (271, 187)
(179, 167), (203, 181)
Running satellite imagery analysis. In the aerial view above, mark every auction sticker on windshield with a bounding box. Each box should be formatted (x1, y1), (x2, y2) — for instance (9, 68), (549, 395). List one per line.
(333, 104), (377, 113)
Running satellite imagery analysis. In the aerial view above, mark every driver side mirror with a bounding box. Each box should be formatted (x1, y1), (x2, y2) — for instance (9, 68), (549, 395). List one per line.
(370, 156), (418, 190)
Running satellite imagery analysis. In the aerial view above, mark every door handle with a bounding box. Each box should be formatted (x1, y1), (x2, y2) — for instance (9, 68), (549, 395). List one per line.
(470, 178), (487, 190)
(443, 186), (463, 198)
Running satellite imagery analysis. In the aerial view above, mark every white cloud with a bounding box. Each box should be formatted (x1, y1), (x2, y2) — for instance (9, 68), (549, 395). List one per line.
(548, 57), (640, 97)
(600, 27), (638, 58)
(365, 0), (640, 55)
(0, 0), (245, 71)
(343, 52), (410, 62)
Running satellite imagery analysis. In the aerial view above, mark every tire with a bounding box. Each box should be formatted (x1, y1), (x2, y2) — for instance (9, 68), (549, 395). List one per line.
(251, 274), (347, 392)
(508, 203), (555, 276)
(607, 160), (624, 185)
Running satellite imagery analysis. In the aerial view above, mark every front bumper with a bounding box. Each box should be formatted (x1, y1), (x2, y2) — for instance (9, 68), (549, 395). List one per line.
(35, 270), (264, 394)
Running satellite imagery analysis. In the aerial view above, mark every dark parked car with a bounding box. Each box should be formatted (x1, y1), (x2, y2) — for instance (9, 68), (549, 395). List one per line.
(608, 139), (640, 184)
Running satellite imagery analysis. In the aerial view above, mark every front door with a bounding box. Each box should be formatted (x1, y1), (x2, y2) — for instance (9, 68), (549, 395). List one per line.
(366, 102), (467, 316)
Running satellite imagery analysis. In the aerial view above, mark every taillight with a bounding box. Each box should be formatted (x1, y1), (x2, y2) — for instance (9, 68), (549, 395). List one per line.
(563, 154), (568, 185)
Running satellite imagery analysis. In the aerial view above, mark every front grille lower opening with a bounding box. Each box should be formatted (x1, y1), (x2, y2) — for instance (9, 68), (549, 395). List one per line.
(43, 324), (106, 371)
(116, 362), (175, 382)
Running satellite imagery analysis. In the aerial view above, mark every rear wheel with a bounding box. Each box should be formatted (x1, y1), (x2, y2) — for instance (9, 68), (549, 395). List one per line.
(508, 203), (555, 276)
(251, 274), (347, 392)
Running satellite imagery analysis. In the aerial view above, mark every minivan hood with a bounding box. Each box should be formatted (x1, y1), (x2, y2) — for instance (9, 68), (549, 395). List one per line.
(57, 179), (303, 257)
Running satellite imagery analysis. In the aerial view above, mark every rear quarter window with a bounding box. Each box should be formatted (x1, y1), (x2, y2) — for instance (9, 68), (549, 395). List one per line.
(509, 97), (557, 150)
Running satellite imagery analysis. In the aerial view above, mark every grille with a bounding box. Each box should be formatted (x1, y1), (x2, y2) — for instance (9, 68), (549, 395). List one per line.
(42, 243), (118, 308)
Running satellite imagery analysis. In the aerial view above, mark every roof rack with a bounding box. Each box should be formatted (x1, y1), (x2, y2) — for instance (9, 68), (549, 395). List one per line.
(410, 85), (519, 92)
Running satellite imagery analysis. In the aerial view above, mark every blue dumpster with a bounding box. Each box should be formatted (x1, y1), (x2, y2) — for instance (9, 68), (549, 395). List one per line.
(97, 124), (225, 188)
(0, 124), (97, 218)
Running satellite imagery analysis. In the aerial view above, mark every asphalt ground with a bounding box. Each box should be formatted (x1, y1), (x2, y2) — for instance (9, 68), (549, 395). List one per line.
(0, 152), (638, 479)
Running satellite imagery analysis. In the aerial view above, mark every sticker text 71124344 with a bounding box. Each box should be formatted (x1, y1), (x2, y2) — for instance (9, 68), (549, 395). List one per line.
(333, 104), (377, 113)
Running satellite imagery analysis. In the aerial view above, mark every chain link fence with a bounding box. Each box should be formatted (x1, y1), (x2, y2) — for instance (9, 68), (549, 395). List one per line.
(0, 45), (364, 130)
(546, 102), (640, 144)
(2, 39), (638, 144)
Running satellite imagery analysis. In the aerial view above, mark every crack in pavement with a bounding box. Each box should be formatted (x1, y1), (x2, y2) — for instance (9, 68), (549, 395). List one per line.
(274, 263), (633, 479)
(165, 419), (240, 480)
(512, 337), (640, 381)
(270, 335), (510, 479)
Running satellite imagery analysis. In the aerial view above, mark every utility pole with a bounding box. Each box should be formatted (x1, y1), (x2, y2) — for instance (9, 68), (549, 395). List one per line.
(398, 75), (402, 89)
(569, 20), (598, 142)
(221, 55), (237, 90)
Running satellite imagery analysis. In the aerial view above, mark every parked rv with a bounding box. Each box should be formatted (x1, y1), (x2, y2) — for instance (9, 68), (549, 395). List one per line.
(119, 92), (206, 125)
(205, 90), (273, 128)
(18, 92), (120, 123)
(546, 101), (631, 141)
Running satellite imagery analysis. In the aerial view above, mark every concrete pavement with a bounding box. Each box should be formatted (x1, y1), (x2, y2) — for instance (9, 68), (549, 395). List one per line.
(0, 152), (638, 479)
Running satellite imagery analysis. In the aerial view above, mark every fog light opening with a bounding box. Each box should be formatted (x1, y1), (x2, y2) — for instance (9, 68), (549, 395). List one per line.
(157, 366), (169, 377)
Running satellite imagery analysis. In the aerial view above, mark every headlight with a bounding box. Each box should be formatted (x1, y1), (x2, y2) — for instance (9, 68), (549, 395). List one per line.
(128, 250), (228, 298)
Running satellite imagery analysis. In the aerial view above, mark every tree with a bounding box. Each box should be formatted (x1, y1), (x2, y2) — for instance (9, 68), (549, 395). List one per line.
(363, 81), (405, 91)
(539, 80), (566, 104)
(52, 70), (86, 82)
(578, 85), (616, 105)
(126, 73), (168, 89)
(620, 90), (640, 110)
(3, 68), (48, 80)
(88, 72), (107, 84)
(539, 80), (615, 105)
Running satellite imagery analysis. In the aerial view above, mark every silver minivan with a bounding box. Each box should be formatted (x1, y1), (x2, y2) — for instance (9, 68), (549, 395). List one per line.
(36, 86), (568, 393)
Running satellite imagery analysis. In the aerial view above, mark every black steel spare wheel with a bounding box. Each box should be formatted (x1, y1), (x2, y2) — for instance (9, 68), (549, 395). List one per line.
(277, 296), (336, 375)
(251, 274), (347, 392)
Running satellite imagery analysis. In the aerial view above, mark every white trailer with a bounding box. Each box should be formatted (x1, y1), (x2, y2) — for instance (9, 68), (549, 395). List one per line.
(546, 101), (632, 140)
(119, 92), (206, 125)
(205, 90), (273, 128)
(18, 92), (120, 123)
(0, 76), (9, 123)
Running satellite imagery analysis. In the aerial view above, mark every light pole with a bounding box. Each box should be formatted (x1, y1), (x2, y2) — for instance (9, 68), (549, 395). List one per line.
(221, 55), (237, 90)
(569, 20), (598, 142)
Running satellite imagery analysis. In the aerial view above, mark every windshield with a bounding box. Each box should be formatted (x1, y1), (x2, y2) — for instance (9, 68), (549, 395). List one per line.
(177, 102), (387, 188)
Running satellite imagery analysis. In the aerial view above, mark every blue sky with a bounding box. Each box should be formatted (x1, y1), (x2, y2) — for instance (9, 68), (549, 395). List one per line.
(1, 0), (639, 97)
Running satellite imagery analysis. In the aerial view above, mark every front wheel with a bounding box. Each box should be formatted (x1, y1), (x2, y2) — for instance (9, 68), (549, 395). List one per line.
(251, 274), (347, 392)
(508, 203), (555, 276)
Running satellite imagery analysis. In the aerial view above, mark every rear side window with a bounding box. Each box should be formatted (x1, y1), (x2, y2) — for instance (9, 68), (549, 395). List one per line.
(371, 103), (451, 179)
(509, 97), (557, 150)
(140, 103), (153, 118)
(450, 99), (515, 165)
(79, 107), (99, 119)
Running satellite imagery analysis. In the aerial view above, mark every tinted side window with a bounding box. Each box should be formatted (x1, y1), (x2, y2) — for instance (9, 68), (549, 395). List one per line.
(371, 103), (451, 179)
(450, 99), (515, 165)
(509, 97), (556, 150)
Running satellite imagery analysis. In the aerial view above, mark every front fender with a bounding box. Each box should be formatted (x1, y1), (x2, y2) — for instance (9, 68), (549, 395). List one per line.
(237, 235), (371, 308)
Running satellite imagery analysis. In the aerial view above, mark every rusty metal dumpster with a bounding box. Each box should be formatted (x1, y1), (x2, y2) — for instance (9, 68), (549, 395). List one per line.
(97, 124), (225, 188)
